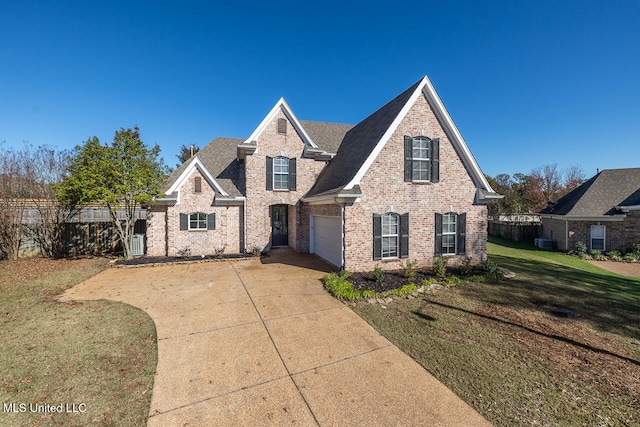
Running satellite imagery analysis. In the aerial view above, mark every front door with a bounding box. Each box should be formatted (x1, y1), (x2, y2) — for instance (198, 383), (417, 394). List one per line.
(271, 205), (288, 247)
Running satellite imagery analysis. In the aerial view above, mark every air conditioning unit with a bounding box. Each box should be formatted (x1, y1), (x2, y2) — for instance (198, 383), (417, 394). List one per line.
(534, 238), (555, 249)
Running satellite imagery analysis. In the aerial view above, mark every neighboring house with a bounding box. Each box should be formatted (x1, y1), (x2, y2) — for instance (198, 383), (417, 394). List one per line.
(147, 76), (501, 271)
(539, 168), (640, 252)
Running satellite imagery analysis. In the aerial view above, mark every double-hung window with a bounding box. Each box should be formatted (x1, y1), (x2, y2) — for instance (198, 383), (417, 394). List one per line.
(591, 225), (605, 251)
(273, 157), (289, 190)
(404, 136), (439, 182)
(435, 212), (466, 256)
(373, 213), (409, 260)
(411, 137), (430, 181)
(441, 213), (457, 255)
(381, 214), (399, 258)
(266, 156), (297, 191)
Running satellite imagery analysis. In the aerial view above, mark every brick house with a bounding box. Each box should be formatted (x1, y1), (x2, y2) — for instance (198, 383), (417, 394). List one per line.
(540, 168), (640, 252)
(147, 76), (501, 271)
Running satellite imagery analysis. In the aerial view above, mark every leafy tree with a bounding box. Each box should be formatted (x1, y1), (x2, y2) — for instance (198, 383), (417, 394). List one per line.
(176, 144), (199, 167)
(57, 126), (168, 259)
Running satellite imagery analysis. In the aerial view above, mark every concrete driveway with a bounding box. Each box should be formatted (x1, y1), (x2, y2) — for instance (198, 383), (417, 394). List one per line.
(62, 249), (489, 426)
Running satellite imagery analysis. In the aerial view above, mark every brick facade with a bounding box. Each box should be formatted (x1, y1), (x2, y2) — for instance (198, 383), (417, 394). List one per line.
(147, 78), (496, 271)
(147, 169), (243, 256)
(243, 110), (325, 253)
(542, 217), (636, 253)
(341, 94), (487, 272)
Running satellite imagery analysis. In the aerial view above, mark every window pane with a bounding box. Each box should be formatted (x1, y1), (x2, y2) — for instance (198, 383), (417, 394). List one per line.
(274, 174), (287, 190)
(412, 138), (429, 159)
(592, 239), (605, 251)
(443, 235), (456, 254)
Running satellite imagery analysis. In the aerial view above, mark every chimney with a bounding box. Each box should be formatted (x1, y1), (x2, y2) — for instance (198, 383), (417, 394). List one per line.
(190, 144), (194, 158)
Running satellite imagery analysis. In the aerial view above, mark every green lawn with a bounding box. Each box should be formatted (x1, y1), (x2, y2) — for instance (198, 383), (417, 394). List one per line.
(353, 237), (640, 426)
(0, 258), (157, 426)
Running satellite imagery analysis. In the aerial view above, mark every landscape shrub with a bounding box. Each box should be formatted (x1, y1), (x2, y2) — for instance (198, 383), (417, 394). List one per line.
(606, 250), (622, 261)
(623, 253), (638, 263)
(373, 265), (385, 282)
(627, 243), (640, 256)
(460, 256), (474, 276)
(432, 256), (448, 278)
(323, 271), (361, 301)
(402, 259), (418, 281)
(575, 241), (588, 254)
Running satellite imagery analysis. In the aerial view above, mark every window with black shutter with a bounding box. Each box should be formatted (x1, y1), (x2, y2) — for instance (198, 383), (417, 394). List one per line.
(373, 212), (409, 260)
(435, 212), (466, 256)
(267, 156), (296, 191)
(404, 136), (439, 183)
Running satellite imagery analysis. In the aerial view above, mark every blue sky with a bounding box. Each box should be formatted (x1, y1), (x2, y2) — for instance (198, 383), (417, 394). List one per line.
(1, 0), (639, 178)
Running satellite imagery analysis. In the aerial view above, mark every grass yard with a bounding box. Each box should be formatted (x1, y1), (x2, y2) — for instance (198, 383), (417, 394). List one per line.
(0, 258), (157, 426)
(353, 237), (640, 426)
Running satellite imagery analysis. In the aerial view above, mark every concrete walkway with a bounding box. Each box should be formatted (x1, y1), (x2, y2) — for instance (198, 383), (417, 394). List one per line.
(62, 249), (489, 426)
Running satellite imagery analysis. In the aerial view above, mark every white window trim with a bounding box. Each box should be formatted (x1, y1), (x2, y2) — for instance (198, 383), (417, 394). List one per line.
(442, 213), (457, 256)
(381, 213), (399, 259)
(189, 212), (207, 230)
(273, 156), (289, 190)
(590, 225), (606, 251)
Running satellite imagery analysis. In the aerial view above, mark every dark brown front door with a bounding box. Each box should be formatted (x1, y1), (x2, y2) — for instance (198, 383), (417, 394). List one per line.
(271, 205), (288, 247)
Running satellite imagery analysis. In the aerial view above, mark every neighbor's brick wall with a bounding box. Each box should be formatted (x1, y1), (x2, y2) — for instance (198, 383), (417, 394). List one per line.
(624, 211), (640, 250)
(342, 92), (487, 272)
(160, 169), (243, 256)
(542, 218), (626, 252)
(244, 109), (325, 252)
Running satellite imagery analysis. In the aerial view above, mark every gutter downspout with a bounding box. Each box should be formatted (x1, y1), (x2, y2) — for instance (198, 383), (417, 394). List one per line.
(243, 198), (247, 254)
(333, 197), (346, 271)
(565, 219), (569, 252)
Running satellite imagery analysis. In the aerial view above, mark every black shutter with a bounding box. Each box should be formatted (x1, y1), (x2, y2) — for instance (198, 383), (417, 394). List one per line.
(373, 214), (382, 260)
(404, 136), (412, 182)
(266, 156), (273, 190)
(180, 213), (188, 230)
(457, 213), (466, 255)
(289, 158), (296, 190)
(400, 213), (409, 258)
(431, 138), (440, 183)
(207, 213), (216, 230)
(434, 213), (443, 256)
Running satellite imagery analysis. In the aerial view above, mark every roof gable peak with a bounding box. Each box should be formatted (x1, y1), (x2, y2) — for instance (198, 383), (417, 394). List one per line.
(243, 97), (318, 149)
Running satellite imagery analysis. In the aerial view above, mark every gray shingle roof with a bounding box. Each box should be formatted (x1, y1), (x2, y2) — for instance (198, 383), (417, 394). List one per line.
(165, 137), (245, 197)
(299, 120), (353, 153)
(540, 168), (640, 216)
(305, 79), (422, 197)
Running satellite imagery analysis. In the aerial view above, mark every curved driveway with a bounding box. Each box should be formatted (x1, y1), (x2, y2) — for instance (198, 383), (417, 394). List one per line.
(63, 249), (489, 426)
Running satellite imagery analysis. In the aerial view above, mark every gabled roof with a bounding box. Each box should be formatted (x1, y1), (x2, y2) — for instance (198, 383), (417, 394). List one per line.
(305, 76), (498, 200)
(243, 98), (317, 149)
(164, 137), (245, 198)
(540, 168), (640, 217)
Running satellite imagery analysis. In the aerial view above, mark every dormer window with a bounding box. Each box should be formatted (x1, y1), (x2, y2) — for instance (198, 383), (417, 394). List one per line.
(277, 118), (287, 134)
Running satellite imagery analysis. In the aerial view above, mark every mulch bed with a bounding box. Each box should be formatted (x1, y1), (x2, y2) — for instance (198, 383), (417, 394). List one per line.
(115, 253), (251, 266)
(349, 267), (484, 293)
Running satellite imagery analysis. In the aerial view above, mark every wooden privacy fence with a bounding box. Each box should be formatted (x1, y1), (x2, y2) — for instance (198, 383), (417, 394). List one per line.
(488, 221), (541, 243)
(18, 220), (146, 257)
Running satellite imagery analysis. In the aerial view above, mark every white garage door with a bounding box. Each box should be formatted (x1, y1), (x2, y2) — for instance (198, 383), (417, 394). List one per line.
(312, 216), (342, 268)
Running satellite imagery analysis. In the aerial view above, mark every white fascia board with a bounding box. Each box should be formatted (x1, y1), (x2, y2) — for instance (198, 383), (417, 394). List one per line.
(421, 77), (495, 193)
(242, 98), (318, 149)
(344, 77), (429, 190)
(166, 157), (229, 197)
